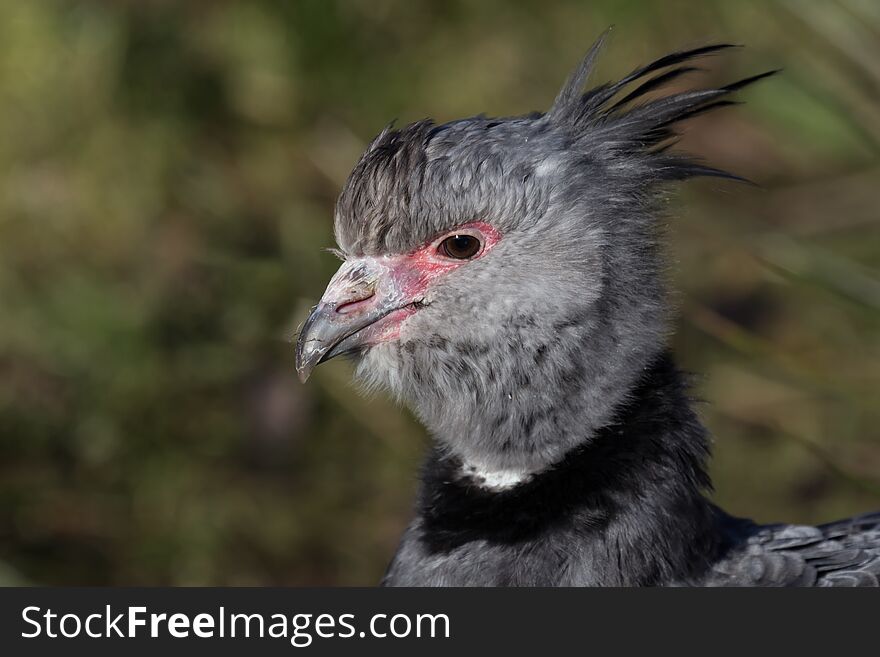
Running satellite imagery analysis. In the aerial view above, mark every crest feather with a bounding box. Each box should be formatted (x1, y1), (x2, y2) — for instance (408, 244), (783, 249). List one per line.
(548, 33), (777, 181)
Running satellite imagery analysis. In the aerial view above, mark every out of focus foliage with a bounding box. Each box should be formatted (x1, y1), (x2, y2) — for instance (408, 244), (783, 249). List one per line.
(0, 0), (877, 585)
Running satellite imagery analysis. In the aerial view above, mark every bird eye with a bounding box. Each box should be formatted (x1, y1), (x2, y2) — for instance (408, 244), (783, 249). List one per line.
(438, 234), (481, 259)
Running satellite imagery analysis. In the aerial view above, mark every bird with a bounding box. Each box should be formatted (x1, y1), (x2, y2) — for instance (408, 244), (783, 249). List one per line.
(295, 33), (880, 586)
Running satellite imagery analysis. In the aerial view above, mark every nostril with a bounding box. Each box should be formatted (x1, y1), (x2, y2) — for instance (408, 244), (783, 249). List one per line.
(336, 292), (376, 315)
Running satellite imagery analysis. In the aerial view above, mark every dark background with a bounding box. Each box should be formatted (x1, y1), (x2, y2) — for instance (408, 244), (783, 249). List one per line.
(0, 0), (877, 585)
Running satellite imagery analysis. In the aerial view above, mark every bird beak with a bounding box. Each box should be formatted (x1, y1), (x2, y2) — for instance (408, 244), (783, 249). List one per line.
(295, 256), (418, 383)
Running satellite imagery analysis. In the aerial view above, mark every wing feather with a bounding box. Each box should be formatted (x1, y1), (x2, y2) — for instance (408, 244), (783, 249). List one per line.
(705, 512), (880, 587)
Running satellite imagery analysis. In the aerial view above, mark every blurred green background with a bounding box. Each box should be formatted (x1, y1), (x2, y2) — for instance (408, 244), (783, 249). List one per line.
(0, 0), (878, 585)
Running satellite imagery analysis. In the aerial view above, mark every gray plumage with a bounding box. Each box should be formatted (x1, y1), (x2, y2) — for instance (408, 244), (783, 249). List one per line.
(708, 513), (880, 586)
(296, 33), (880, 586)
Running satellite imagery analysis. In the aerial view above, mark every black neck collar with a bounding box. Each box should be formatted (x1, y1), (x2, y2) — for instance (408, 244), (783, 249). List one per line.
(416, 351), (721, 574)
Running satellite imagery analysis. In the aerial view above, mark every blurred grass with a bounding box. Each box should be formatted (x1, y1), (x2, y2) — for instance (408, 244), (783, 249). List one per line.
(0, 0), (877, 585)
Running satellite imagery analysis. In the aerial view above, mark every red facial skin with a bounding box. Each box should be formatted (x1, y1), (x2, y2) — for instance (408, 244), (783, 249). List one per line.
(297, 221), (503, 379)
(393, 220), (501, 297)
(361, 221), (501, 343)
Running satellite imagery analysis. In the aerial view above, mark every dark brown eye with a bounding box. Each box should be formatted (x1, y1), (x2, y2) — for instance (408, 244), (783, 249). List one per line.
(439, 234), (481, 259)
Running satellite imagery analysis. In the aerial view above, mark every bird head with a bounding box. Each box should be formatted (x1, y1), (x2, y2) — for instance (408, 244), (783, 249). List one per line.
(296, 35), (772, 480)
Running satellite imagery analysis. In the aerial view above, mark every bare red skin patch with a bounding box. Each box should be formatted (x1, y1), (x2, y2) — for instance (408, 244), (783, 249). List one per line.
(388, 221), (501, 302)
(318, 222), (501, 350)
(370, 305), (421, 342)
(360, 222), (500, 345)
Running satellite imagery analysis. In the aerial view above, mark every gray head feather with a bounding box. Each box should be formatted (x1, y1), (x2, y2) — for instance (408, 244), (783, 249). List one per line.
(330, 36), (772, 477)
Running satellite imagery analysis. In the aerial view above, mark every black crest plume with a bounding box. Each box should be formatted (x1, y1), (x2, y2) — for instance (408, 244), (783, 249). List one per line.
(547, 31), (777, 182)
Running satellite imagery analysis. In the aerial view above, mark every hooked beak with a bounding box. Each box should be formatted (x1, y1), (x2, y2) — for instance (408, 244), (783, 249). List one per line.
(295, 257), (420, 382)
